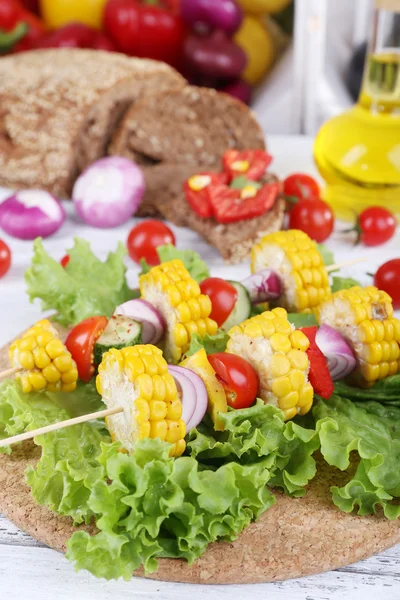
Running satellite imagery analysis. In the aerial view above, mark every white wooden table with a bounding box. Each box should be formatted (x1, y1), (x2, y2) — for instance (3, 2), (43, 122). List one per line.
(1, 136), (399, 599)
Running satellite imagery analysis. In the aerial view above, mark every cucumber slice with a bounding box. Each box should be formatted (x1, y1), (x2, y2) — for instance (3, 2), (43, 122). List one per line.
(94, 315), (142, 365)
(221, 281), (251, 332)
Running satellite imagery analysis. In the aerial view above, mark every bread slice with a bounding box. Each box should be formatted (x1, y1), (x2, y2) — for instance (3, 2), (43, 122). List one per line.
(110, 86), (265, 216)
(0, 49), (185, 197)
(138, 163), (285, 263)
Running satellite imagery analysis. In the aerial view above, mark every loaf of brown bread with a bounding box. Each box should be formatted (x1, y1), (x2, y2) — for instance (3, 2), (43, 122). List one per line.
(110, 86), (266, 216)
(0, 49), (185, 197)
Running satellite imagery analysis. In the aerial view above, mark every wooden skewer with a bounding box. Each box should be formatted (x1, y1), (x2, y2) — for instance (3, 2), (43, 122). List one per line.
(326, 257), (366, 273)
(0, 366), (22, 381)
(0, 405), (124, 448)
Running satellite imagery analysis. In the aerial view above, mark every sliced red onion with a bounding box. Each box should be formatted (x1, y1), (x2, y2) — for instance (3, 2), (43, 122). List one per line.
(73, 157), (145, 228)
(241, 269), (282, 303)
(115, 299), (165, 345)
(0, 190), (65, 240)
(315, 324), (357, 381)
(168, 365), (208, 431)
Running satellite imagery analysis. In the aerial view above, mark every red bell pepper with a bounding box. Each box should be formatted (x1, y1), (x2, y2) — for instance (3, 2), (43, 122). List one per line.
(300, 326), (334, 400)
(0, 2), (45, 53)
(35, 23), (116, 51)
(103, 0), (186, 67)
(208, 179), (279, 223)
(184, 172), (229, 219)
(223, 149), (273, 181)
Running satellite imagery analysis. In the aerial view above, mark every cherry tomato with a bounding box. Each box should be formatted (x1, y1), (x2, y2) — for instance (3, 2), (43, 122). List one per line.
(127, 220), (176, 266)
(283, 173), (320, 201)
(60, 254), (70, 268)
(199, 277), (238, 327)
(374, 259), (400, 309)
(357, 207), (397, 247)
(0, 239), (11, 278)
(208, 353), (259, 409)
(289, 198), (334, 243)
(65, 316), (108, 382)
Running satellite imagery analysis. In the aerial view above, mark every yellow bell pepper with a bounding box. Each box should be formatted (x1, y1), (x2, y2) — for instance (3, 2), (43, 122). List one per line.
(236, 0), (292, 15)
(180, 349), (227, 431)
(234, 16), (276, 85)
(39, 0), (108, 30)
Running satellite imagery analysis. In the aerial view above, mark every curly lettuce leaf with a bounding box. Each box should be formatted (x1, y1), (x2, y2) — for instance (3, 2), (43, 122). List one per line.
(183, 331), (229, 358)
(334, 374), (400, 406)
(139, 244), (209, 283)
(313, 395), (400, 519)
(25, 238), (133, 326)
(66, 438), (274, 580)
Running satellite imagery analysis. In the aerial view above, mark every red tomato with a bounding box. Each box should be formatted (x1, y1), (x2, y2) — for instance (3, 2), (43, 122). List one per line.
(60, 254), (70, 268)
(0, 0), (21, 31)
(374, 259), (400, 309)
(199, 277), (238, 327)
(0, 239), (11, 278)
(283, 173), (320, 201)
(357, 207), (397, 247)
(65, 316), (108, 382)
(289, 198), (334, 243)
(127, 220), (176, 266)
(208, 353), (259, 409)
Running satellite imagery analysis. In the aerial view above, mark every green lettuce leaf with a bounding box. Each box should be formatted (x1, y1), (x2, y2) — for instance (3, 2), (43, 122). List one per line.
(334, 375), (400, 406)
(287, 313), (318, 328)
(66, 438), (275, 580)
(331, 276), (361, 292)
(313, 395), (400, 519)
(317, 244), (334, 266)
(183, 331), (229, 358)
(139, 245), (209, 283)
(25, 238), (133, 327)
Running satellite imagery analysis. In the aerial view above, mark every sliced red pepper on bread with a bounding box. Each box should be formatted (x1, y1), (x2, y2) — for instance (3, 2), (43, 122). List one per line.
(208, 180), (279, 224)
(300, 326), (334, 400)
(184, 172), (228, 218)
(223, 149), (273, 181)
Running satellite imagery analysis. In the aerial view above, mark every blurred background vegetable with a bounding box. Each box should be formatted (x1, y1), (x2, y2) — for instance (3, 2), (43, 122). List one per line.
(39, 0), (108, 30)
(234, 15), (275, 84)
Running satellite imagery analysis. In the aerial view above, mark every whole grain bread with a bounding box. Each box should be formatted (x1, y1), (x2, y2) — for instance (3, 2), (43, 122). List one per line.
(0, 49), (185, 197)
(110, 86), (266, 216)
(139, 163), (285, 263)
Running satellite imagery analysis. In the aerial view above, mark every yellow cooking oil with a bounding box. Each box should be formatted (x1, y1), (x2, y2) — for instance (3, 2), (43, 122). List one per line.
(314, 50), (400, 220)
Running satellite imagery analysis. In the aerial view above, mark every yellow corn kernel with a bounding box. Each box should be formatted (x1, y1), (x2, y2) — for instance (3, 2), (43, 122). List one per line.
(33, 347), (51, 370)
(198, 295), (212, 318)
(164, 373), (179, 402)
(19, 351), (35, 370)
(362, 364), (380, 383)
(138, 421), (151, 439)
(170, 438), (186, 457)
(390, 341), (400, 361)
(353, 304), (368, 324)
(271, 376), (292, 398)
(273, 318), (292, 336)
(135, 399), (151, 422)
(372, 320), (385, 342)
(42, 364), (61, 383)
(381, 341), (391, 362)
(166, 285), (181, 307)
(141, 355), (159, 377)
(174, 324), (188, 348)
(359, 320), (376, 343)
(185, 321), (198, 337)
(298, 384), (314, 407)
(270, 333), (292, 354)
(19, 336), (37, 352)
(150, 420), (168, 440)
(61, 368), (79, 384)
(259, 319), (276, 338)
(166, 419), (186, 443)
(53, 355), (73, 373)
(187, 298), (201, 321)
(289, 369), (305, 389)
(196, 318), (208, 338)
(298, 402), (313, 416)
(177, 302), (191, 323)
(45, 339), (66, 359)
(289, 330), (310, 352)
(61, 382), (77, 393)
(379, 362), (390, 380)
(283, 407), (298, 421)
(384, 320), (394, 341)
(389, 361), (399, 376)
(29, 371), (47, 391)
(47, 382), (61, 393)
(151, 375), (166, 401)
(166, 398), (183, 420)
(205, 318), (218, 336)
(21, 376), (32, 393)
(36, 331), (54, 347)
(287, 349), (309, 370)
(270, 354), (291, 378)
(279, 391), (299, 410)
(149, 400), (167, 421)
(136, 373), (153, 400)
(361, 342), (383, 364)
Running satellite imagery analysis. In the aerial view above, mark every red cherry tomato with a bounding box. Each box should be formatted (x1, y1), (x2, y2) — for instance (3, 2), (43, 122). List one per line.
(283, 173), (320, 201)
(199, 277), (238, 327)
(289, 198), (334, 243)
(208, 352), (259, 409)
(0, 239), (11, 278)
(60, 254), (70, 268)
(357, 207), (397, 247)
(127, 220), (176, 266)
(374, 259), (400, 309)
(65, 316), (108, 382)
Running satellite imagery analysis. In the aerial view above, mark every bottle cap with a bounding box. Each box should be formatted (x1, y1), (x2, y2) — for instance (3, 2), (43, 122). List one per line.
(376, 0), (400, 11)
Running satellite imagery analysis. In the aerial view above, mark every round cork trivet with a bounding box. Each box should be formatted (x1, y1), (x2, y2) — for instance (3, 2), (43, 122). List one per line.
(0, 337), (399, 584)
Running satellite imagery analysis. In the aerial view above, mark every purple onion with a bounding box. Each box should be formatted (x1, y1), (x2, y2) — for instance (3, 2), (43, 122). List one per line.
(315, 325), (357, 381)
(181, 0), (243, 35)
(114, 299), (165, 345)
(0, 190), (65, 240)
(222, 79), (253, 105)
(168, 365), (208, 431)
(73, 157), (145, 229)
(242, 269), (282, 303)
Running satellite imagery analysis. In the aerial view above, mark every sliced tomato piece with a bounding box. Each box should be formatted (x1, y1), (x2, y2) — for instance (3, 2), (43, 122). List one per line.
(208, 181), (279, 224)
(208, 352), (259, 409)
(184, 171), (228, 218)
(300, 326), (333, 400)
(199, 277), (238, 327)
(223, 149), (273, 181)
(65, 316), (108, 382)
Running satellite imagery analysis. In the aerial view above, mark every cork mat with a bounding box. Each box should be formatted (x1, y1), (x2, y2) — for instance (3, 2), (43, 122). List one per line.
(0, 338), (400, 584)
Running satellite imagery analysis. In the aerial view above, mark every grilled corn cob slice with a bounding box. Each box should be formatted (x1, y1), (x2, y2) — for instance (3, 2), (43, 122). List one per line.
(318, 286), (400, 387)
(140, 259), (218, 363)
(226, 308), (313, 420)
(96, 345), (186, 457)
(9, 319), (78, 393)
(251, 230), (331, 313)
